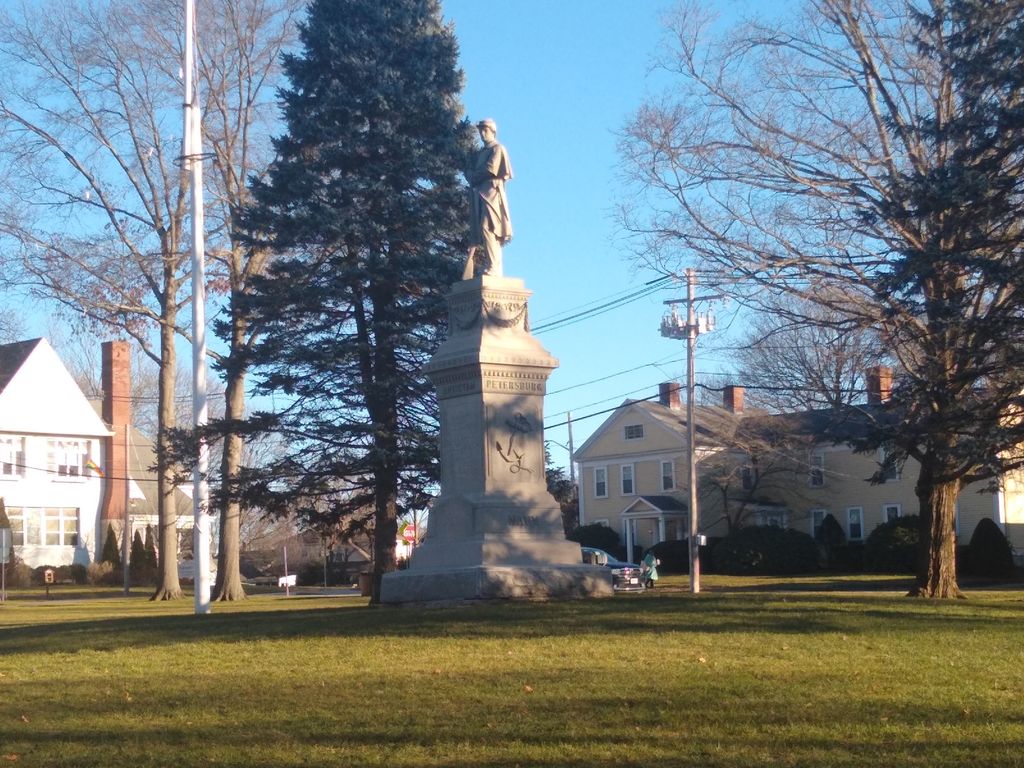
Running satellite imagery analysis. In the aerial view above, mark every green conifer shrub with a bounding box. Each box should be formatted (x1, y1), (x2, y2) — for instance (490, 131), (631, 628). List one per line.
(712, 526), (818, 575)
(966, 517), (1016, 579)
(567, 524), (621, 555)
(863, 515), (919, 573)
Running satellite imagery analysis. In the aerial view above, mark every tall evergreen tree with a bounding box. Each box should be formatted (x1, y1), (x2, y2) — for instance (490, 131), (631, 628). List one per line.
(864, 0), (1024, 596)
(238, 0), (472, 603)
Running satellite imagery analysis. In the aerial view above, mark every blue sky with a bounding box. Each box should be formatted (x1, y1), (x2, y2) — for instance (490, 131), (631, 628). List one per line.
(14, 0), (746, 474)
(444, 1), (739, 469)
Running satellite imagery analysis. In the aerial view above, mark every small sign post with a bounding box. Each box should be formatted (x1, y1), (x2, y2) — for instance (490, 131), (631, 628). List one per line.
(278, 573), (297, 596)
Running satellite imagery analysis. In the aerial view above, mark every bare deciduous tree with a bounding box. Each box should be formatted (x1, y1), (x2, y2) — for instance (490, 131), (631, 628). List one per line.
(0, 0), (298, 600)
(733, 295), (888, 413)
(620, 0), (1024, 597)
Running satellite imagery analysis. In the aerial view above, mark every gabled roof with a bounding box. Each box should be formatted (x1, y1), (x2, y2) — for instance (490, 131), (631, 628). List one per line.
(636, 494), (688, 512)
(0, 338), (111, 438)
(574, 396), (755, 461)
(573, 385), (898, 468)
(0, 338), (42, 395)
(621, 495), (689, 518)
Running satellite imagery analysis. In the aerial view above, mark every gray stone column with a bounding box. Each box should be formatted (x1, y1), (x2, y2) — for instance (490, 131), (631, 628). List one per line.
(381, 275), (612, 603)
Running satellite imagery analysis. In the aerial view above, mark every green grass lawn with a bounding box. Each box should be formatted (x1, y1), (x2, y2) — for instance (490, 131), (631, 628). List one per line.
(1, 575), (1023, 767)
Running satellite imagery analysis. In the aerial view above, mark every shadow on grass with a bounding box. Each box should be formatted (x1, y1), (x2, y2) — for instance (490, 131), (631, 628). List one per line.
(2, 587), (1022, 656)
(4, 659), (1024, 768)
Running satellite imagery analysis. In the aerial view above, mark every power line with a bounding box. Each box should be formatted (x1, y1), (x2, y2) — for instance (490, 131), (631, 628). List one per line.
(532, 276), (674, 335)
(547, 355), (687, 395)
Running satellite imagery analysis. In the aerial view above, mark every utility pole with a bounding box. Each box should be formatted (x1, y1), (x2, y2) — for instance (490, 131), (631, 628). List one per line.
(660, 269), (720, 594)
(566, 411), (576, 491)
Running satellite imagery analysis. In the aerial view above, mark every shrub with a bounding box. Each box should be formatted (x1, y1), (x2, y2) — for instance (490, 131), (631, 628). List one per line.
(966, 517), (1016, 579)
(100, 524), (121, 566)
(3, 553), (33, 587)
(567, 523), (620, 553)
(129, 530), (156, 587)
(816, 513), (847, 570)
(830, 542), (865, 572)
(816, 513), (847, 548)
(66, 564), (88, 585)
(86, 561), (117, 586)
(712, 526), (819, 575)
(648, 540), (689, 574)
(144, 526), (158, 571)
(863, 515), (919, 573)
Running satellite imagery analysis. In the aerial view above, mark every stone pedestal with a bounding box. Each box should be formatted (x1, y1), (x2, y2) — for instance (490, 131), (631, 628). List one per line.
(381, 275), (612, 603)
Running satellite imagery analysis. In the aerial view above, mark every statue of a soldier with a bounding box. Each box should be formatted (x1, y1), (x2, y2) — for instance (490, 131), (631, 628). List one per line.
(463, 118), (513, 279)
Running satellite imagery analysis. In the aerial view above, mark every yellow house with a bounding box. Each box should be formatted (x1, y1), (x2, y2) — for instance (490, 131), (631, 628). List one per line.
(574, 381), (1024, 561)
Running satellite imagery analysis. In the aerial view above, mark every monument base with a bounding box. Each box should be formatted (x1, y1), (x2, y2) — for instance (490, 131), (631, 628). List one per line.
(380, 564), (613, 604)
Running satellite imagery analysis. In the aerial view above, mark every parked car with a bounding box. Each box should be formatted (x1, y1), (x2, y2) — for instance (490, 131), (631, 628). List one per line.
(581, 547), (645, 592)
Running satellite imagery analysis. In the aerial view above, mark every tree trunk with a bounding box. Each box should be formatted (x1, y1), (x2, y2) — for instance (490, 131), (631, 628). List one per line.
(152, 313), (183, 600)
(214, 338), (248, 602)
(367, 287), (400, 605)
(370, 473), (399, 605)
(910, 460), (964, 599)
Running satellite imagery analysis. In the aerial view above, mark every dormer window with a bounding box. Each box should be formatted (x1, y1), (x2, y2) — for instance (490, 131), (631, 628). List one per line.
(623, 424), (644, 440)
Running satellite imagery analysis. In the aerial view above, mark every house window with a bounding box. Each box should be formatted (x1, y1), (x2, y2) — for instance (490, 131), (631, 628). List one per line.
(8, 508), (25, 546)
(44, 508), (79, 547)
(48, 440), (88, 478)
(623, 424), (644, 441)
(809, 452), (825, 487)
(594, 467), (608, 498)
(811, 509), (826, 538)
(741, 464), (758, 490)
(0, 436), (25, 478)
(759, 509), (787, 528)
(848, 507), (864, 540)
(878, 447), (901, 481)
(661, 460), (675, 491)
(621, 464), (635, 496)
(883, 504), (901, 523)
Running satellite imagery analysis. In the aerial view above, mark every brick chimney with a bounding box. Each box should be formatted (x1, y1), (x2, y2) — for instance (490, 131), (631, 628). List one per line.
(723, 385), (745, 414)
(100, 341), (131, 526)
(866, 365), (892, 405)
(659, 381), (682, 411)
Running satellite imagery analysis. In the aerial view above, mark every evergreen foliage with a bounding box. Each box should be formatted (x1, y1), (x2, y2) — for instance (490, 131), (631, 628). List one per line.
(863, 516), (920, 574)
(545, 453), (578, 535)
(816, 512), (847, 570)
(100, 524), (121, 567)
(129, 530), (156, 586)
(648, 539), (690, 574)
(237, 0), (472, 602)
(712, 526), (819, 576)
(966, 517), (1016, 579)
(567, 523), (621, 554)
(144, 526), (158, 572)
(816, 513), (846, 549)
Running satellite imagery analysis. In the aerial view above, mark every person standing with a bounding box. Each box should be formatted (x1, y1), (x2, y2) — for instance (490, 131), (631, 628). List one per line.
(463, 118), (512, 279)
(642, 550), (660, 589)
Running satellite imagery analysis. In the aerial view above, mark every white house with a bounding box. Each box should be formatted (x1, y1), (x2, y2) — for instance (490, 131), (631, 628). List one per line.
(0, 338), (111, 566)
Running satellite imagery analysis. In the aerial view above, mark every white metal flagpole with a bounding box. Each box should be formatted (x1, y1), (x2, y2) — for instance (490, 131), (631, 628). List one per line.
(184, 0), (212, 614)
